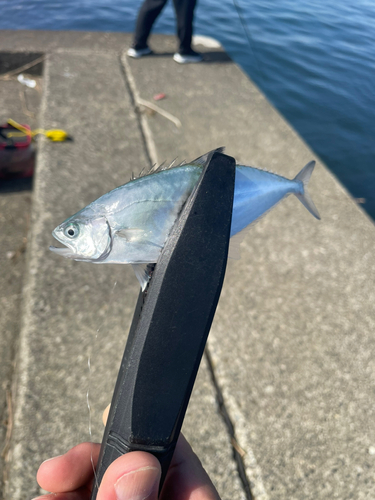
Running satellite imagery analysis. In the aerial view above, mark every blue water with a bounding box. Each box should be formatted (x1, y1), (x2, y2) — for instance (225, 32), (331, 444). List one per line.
(1, 0), (374, 218)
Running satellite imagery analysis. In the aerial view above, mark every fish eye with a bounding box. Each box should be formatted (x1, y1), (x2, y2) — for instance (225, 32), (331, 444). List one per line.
(64, 223), (80, 239)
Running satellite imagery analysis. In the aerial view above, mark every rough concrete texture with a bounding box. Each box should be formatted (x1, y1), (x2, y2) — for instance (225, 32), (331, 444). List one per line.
(0, 30), (128, 52)
(126, 35), (375, 499)
(0, 59), (40, 498)
(0, 190), (31, 498)
(1, 30), (375, 500)
(1, 34), (243, 500)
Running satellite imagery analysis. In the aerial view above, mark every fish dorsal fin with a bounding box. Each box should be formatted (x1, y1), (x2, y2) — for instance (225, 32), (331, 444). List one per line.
(132, 157), (188, 181)
(131, 263), (153, 291)
(131, 148), (225, 182)
(189, 147), (226, 167)
(116, 228), (144, 240)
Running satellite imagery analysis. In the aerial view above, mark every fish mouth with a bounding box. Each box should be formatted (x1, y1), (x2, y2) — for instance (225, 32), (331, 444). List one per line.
(50, 229), (79, 259)
(49, 244), (77, 258)
(49, 240), (92, 261)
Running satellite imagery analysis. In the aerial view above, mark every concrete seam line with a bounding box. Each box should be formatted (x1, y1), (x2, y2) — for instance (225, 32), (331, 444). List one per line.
(3, 53), (51, 500)
(205, 347), (269, 500)
(119, 52), (158, 167)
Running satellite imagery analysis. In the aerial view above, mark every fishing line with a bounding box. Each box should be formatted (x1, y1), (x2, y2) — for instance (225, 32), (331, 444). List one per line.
(86, 280), (118, 487)
(231, 0), (266, 84)
(87, 337), (100, 491)
(87, 356), (99, 491)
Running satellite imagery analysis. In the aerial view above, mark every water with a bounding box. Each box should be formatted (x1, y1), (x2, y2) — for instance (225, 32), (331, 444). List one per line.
(1, 0), (374, 218)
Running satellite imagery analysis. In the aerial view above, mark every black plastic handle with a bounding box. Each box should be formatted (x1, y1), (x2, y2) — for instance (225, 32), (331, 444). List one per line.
(90, 151), (236, 498)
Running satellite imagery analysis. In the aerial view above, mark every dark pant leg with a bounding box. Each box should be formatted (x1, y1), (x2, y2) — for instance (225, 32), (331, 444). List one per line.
(133, 0), (169, 49)
(172, 0), (197, 54)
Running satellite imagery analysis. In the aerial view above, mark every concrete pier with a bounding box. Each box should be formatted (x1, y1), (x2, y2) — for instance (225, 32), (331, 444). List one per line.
(0, 30), (374, 500)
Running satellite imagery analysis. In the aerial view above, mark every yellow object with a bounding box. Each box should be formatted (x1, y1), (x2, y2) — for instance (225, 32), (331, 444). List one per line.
(7, 119), (70, 142)
(34, 128), (69, 141)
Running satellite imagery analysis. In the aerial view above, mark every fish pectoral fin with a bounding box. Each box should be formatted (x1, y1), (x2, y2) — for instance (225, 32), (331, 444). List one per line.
(189, 147), (225, 167)
(116, 228), (144, 240)
(132, 263), (153, 291)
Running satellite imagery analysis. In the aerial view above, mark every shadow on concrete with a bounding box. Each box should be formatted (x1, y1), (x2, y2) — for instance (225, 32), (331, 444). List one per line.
(0, 177), (33, 193)
(0, 52), (44, 76)
(201, 51), (232, 64)
(142, 51), (232, 64)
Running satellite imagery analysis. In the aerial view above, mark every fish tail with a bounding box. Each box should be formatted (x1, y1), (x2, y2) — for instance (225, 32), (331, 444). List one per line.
(293, 161), (321, 220)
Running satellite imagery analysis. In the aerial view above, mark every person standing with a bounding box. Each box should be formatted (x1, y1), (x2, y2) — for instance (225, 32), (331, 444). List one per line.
(127, 0), (203, 63)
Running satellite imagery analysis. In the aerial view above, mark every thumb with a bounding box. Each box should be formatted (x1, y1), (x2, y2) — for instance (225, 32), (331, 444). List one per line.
(97, 451), (161, 500)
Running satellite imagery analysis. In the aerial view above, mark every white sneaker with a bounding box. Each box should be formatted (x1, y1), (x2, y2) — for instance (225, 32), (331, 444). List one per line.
(127, 47), (152, 58)
(173, 51), (203, 64)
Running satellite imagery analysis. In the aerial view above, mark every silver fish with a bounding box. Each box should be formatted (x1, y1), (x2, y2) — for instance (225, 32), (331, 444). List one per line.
(50, 148), (320, 289)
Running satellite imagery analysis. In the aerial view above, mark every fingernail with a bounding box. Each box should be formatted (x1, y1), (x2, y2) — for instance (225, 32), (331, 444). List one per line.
(41, 455), (62, 465)
(114, 466), (160, 500)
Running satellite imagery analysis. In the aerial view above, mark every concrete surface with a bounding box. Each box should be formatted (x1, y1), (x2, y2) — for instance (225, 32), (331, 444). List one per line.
(0, 33), (244, 500)
(126, 35), (375, 498)
(0, 55), (41, 498)
(0, 30), (374, 500)
(0, 190), (32, 499)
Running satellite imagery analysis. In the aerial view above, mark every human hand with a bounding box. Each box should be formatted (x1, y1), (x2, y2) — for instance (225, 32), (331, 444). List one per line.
(35, 433), (221, 500)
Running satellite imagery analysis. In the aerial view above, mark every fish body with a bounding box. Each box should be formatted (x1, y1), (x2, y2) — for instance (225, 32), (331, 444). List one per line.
(50, 149), (320, 287)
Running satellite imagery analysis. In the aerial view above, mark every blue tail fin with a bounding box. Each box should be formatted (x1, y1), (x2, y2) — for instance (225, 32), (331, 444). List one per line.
(294, 161), (321, 220)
